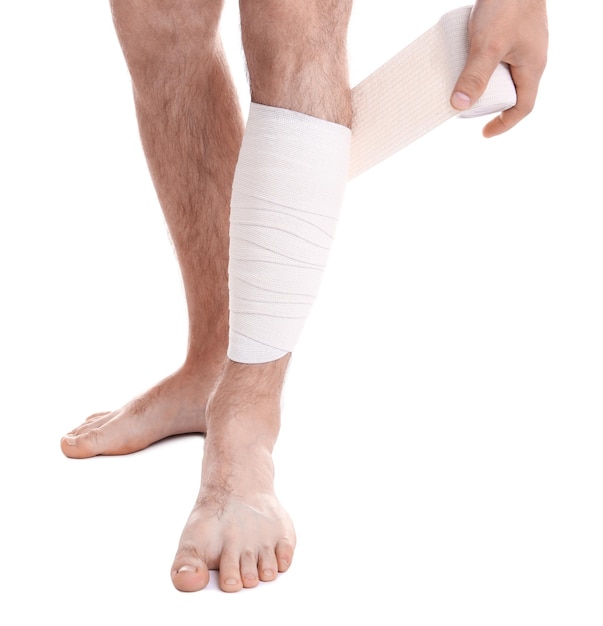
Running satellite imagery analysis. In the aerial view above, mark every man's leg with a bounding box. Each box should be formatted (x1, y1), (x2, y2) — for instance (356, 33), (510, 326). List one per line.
(61, 0), (241, 457)
(171, 0), (353, 592)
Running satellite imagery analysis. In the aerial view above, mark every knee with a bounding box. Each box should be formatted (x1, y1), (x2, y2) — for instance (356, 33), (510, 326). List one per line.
(110, 0), (223, 85)
(240, 0), (351, 69)
(239, 0), (353, 123)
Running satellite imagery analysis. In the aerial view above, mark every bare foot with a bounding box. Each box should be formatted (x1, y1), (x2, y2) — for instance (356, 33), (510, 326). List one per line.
(171, 357), (296, 592)
(60, 363), (220, 458)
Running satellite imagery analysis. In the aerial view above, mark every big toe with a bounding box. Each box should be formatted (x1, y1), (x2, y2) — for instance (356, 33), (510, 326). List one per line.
(60, 429), (105, 459)
(171, 557), (211, 592)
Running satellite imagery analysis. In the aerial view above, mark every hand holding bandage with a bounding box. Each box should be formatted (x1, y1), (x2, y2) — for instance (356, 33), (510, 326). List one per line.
(451, 0), (549, 137)
(349, 6), (518, 178)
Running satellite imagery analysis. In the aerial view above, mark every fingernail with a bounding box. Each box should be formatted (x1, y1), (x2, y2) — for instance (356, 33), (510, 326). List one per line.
(64, 436), (77, 446)
(177, 565), (196, 574)
(452, 91), (471, 110)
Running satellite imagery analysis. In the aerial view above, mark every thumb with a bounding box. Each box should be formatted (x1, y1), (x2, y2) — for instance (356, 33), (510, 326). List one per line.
(451, 46), (500, 111)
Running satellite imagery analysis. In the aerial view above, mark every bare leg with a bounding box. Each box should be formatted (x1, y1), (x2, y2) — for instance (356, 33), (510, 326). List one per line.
(61, 0), (242, 458)
(171, 0), (353, 592)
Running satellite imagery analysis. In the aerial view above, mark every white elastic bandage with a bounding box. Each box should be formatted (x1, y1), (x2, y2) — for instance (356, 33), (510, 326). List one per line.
(228, 104), (351, 363)
(228, 5), (517, 363)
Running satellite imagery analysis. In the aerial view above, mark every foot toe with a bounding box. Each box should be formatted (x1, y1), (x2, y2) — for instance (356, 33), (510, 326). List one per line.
(85, 411), (112, 423)
(219, 552), (243, 592)
(276, 539), (295, 573)
(240, 550), (260, 588)
(171, 558), (210, 592)
(71, 412), (113, 436)
(60, 428), (104, 459)
(258, 547), (279, 581)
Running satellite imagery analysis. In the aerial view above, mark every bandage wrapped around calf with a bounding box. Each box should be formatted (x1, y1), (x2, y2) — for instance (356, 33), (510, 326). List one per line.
(228, 105), (351, 363)
(228, 6), (517, 363)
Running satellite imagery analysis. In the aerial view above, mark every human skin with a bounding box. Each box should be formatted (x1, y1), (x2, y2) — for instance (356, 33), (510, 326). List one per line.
(61, 0), (548, 592)
(451, 0), (548, 137)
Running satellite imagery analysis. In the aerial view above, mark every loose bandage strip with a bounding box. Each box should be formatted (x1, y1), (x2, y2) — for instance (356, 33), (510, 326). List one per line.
(350, 5), (517, 178)
(228, 5), (517, 363)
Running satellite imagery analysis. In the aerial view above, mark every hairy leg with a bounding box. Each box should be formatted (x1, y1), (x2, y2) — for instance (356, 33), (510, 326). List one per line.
(61, 0), (242, 458)
(172, 356), (296, 592)
(171, 0), (353, 592)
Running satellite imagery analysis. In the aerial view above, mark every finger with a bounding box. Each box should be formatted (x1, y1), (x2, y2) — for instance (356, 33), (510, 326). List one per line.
(482, 63), (541, 137)
(451, 41), (502, 111)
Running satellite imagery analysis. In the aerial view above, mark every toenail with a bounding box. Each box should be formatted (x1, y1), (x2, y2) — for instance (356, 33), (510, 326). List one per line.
(177, 565), (197, 574)
(64, 436), (77, 446)
(263, 569), (275, 578)
(225, 578), (238, 585)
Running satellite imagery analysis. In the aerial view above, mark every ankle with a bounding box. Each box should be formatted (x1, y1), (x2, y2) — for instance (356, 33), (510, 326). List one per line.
(205, 357), (290, 443)
(182, 343), (228, 376)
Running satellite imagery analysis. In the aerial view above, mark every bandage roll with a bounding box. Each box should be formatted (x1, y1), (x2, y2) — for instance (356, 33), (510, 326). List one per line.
(228, 104), (351, 363)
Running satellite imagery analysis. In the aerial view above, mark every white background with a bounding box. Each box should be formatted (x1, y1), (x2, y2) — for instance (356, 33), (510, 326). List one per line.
(1, 1), (601, 624)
